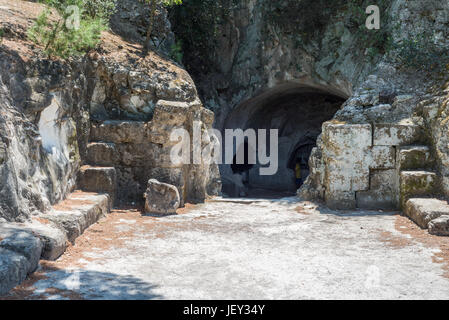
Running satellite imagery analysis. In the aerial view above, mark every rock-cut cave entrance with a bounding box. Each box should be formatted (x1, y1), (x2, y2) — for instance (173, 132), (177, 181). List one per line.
(221, 84), (347, 198)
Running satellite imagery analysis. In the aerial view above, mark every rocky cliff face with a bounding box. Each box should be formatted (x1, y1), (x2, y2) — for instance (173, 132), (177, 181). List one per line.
(171, 0), (449, 207)
(0, 1), (89, 221)
(173, 0), (448, 127)
(0, 0), (217, 222)
(1, 0), (449, 221)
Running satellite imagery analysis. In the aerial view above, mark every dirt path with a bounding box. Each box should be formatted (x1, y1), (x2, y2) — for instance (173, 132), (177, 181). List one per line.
(3, 197), (449, 300)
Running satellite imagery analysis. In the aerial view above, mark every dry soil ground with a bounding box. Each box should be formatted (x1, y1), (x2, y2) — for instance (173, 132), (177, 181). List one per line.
(2, 197), (449, 300)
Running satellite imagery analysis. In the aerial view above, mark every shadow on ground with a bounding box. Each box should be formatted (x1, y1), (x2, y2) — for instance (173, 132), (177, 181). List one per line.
(2, 266), (163, 300)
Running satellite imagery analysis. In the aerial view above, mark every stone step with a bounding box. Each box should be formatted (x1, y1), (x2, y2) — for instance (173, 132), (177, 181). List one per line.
(90, 120), (148, 144)
(0, 191), (110, 295)
(78, 165), (117, 206)
(40, 192), (110, 244)
(397, 145), (433, 170)
(86, 142), (118, 166)
(27, 192), (110, 260)
(400, 170), (438, 208)
(404, 198), (449, 229)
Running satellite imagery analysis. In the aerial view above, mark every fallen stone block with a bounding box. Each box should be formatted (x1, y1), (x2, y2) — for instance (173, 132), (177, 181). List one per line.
(397, 146), (432, 170)
(144, 179), (180, 215)
(148, 167), (185, 205)
(429, 215), (449, 236)
(373, 123), (423, 146)
(400, 171), (437, 208)
(0, 248), (29, 295)
(404, 198), (449, 229)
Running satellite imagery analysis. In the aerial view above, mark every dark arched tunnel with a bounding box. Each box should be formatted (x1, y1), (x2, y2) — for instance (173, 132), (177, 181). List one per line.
(221, 84), (347, 198)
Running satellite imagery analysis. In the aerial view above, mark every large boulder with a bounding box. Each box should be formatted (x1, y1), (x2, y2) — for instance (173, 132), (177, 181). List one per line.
(144, 179), (180, 215)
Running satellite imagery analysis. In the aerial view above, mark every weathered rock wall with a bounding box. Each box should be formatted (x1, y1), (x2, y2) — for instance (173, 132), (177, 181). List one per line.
(84, 31), (219, 205)
(88, 99), (217, 205)
(0, 0), (217, 222)
(421, 82), (449, 199)
(172, 0), (449, 207)
(302, 0), (449, 208)
(110, 0), (177, 55)
(172, 0), (382, 130)
(0, 47), (90, 222)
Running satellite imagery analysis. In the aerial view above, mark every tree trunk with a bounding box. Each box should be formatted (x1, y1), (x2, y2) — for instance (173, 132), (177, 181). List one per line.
(45, 18), (63, 57)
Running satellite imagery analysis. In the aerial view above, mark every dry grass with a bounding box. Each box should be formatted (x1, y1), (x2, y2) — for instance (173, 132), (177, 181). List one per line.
(0, 0), (193, 83)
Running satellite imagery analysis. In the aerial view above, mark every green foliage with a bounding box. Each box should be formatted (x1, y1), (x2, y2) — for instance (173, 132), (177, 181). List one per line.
(29, 0), (114, 58)
(393, 34), (449, 72)
(264, 0), (346, 39)
(40, 0), (81, 10)
(347, 0), (393, 59)
(170, 40), (183, 64)
(162, 0), (183, 6)
(83, 0), (118, 20)
(39, 0), (117, 20)
(264, 0), (392, 59)
(171, 0), (394, 77)
(141, 0), (182, 6)
(0, 28), (4, 44)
